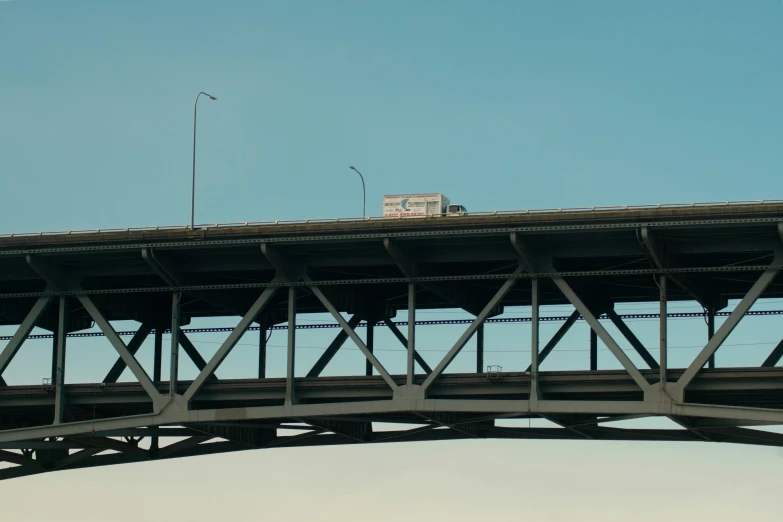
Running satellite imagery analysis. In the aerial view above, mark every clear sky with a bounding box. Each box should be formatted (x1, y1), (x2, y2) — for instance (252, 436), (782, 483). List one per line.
(1, 1), (783, 519)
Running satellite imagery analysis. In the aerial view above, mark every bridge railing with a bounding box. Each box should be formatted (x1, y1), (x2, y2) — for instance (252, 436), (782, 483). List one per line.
(1, 199), (781, 239)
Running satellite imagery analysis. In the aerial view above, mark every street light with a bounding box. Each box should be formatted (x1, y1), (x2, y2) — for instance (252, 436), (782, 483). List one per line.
(191, 91), (217, 229)
(349, 166), (366, 219)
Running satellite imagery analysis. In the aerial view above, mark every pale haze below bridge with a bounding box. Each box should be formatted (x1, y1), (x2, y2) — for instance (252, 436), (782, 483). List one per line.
(1, 441), (782, 521)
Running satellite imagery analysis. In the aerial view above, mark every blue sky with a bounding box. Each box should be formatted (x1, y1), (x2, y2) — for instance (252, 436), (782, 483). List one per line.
(2, 1), (782, 231)
(2, 1), (783, 519)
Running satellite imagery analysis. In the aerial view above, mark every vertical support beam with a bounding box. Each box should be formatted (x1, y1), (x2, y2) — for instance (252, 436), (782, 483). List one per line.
(170, 292), (181, 396)
(476, 325), (484, 374)
(530, 278), (541, 402)
(53, 297), (67, 424)
(365, 321), (374, 377)
(707, 308), (716, 369)
(152, 325), (164, 451)
(589, 329), (598, 371)
(407, 283), (416, 386)
(660, 275), (667, 385)
(259, 324), (267, 379)
(286, 287), (297, 406)
(153, 328), (163, 383)
(50, 329), (58, 385)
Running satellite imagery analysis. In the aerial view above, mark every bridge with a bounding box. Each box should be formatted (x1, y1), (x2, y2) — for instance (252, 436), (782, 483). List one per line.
(0, 201), (782, 480)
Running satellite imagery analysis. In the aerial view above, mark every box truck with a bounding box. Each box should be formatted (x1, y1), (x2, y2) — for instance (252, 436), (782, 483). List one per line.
(382, 194), (467, 218)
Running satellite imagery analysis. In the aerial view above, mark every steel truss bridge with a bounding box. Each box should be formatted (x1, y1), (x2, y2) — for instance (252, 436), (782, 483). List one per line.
(0, 203), (782, 481)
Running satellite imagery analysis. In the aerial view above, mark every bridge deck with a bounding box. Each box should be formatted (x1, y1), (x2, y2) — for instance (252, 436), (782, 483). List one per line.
(1, 201), (782, 248)
(0, 203), (781, 327)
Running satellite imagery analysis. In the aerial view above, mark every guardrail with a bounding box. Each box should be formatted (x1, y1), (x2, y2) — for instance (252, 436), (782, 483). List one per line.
(1, 199), (781, 239)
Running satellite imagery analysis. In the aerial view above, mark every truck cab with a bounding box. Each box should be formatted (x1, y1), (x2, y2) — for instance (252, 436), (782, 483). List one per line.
(446, 204), (468, 216)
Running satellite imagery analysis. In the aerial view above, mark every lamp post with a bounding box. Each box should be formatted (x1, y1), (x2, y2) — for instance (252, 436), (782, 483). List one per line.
(192, 91), (217, 229)
(349, 166), (366, 219)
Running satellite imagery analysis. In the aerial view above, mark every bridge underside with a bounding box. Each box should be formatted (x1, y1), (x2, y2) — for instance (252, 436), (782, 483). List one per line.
(0, 204), (782, 480)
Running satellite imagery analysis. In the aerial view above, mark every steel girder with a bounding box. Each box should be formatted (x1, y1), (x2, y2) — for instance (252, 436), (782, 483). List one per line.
(0, 207), (782, 481)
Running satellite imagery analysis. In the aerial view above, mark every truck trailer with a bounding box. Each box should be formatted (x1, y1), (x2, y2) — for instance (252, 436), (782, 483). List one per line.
(382, 194), (467, 218)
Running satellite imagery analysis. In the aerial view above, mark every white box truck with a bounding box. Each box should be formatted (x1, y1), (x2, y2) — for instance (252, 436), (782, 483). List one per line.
(382, 194), (467, 218)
